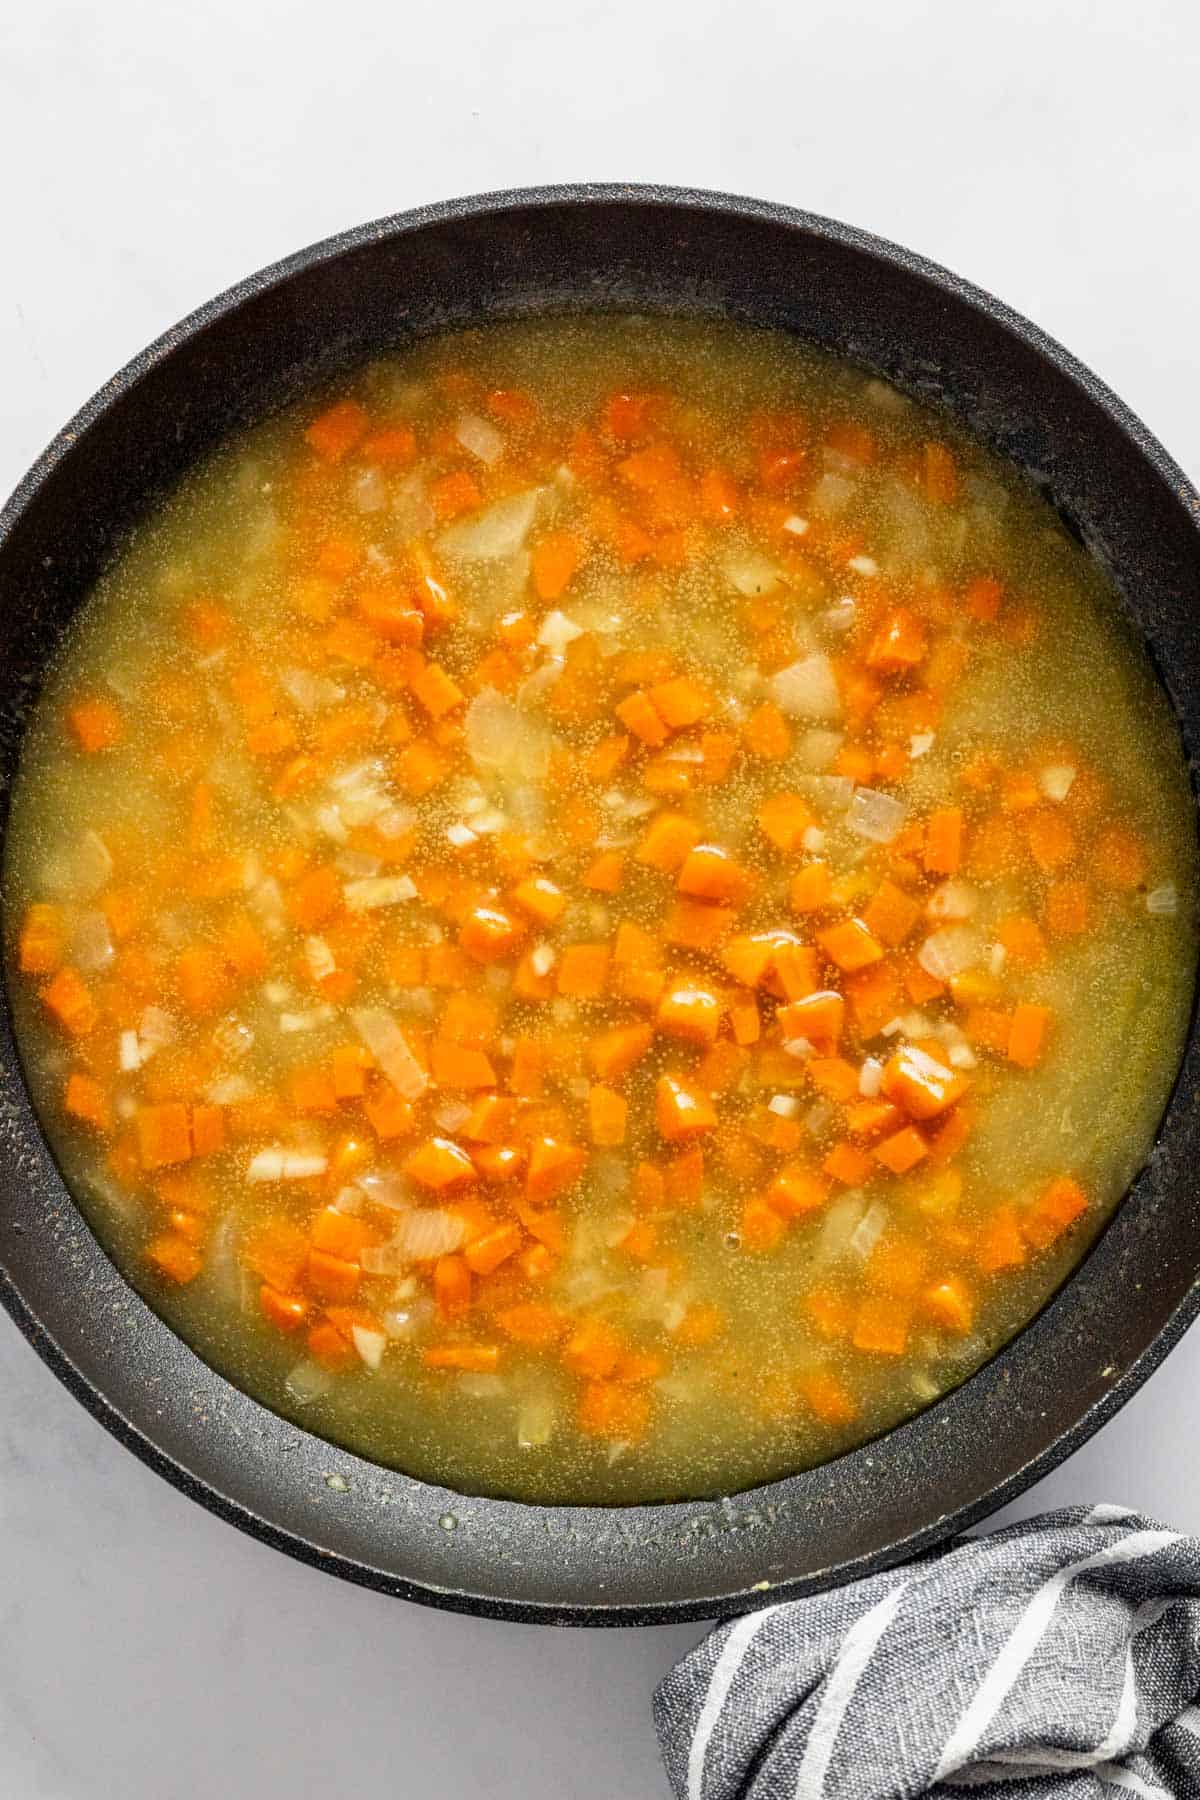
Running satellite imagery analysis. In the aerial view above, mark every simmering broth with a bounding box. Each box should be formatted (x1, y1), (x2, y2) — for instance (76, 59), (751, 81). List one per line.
(5, 315), (1195, 1503)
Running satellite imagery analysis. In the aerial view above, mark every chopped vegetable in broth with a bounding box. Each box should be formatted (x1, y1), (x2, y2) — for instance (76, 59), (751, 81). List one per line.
(4, 315), (1196, 1504)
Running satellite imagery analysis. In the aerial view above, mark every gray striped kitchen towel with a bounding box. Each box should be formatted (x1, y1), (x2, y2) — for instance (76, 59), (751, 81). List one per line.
(655, 1506), (1200, 1800)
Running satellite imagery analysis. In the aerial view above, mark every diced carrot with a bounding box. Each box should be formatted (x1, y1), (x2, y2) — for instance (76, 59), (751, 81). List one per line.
(647, 676), (712, 731)
(997, 914), (1047, 968)
(563, 1317), (623, 1381)
(175, 944), (230, 1016)
(965, 1006), (1014, 1055)
(191, 1105), (225, 1157)
(509, 1037), (546, 1098)
(430, 1042), (497, 1088)
(845, 1100), (902, 1139)
(577, 1382), (651, 1442)
(1043, 879), (1091, 938)
(675, 1301), (725, 1346)
(798, 1369), (859, 1426)
(729, 997), (761, 1045)
(305, 398), (369, 461)
(496, 1301), (564, 1347)
(618, 1217), (659, 1262)
(635, 812), (701, 872)
(531, 530), (584, 601)
(429, 468), (482, 521)
(19, 903), (67, 975)
(765, 1165), (828, 1217)
(818, 918), (884, 973)
(866, 607), (927, 672)
(1025, 1175), (1087, 1248)
(657, 980), (722, 1045)
(68, 697), (123, 752)
(244, 1219), (308, 1292)
(790, 862), (833, 914)
(41, 965), (99, 1037)
(924, 808), (963, 876)
(589, 1022), (654, 1082)
(64, 1071), (111, 1134)
(664, 899), (734, 952)
(526, 1136), (586, 1204)
(464, 1221), (523, 1276)
(136, 1102), (192, 1172)
(777, 990), (844, 1051)
(757, 792), (814, 854)
(410, 661), (466, 720)
(844, 962), (902, 1038)
(805, 1058), (859, 1105)
(677, 844), (754, 906)
(510, 876), (566, 924)
(882, 1045), (969, 1120)
(459, 903), (525, 964)
(1094, 828), (1147, 891)
(307, 1319), (355, 1369)
(1008, 1003), (1052, 1069)
(655, 1074), (717, 1142)
(851, 1295), (910, 1355)
(363, 1085), (415, 1141)
(310, 1205), (368, 1263)
(146, 1233), (202, 1285)
(430, 1253), (471, 1320)
(288, 865), (341, 931)
(260, 1286), (309, 1333)
(557, 943), (610, 999)
(616, 689), (669, 746)
(583, 851), (625, 893)
(588, 1085), (628, 1146)
(1024, 808), (1077, 873)
(424, 1342), (502, 1373)
(330, 1043), (372, 1100)
(743, 701), (792, 759)
(964, 576), (1003, 622)
(823, 1141), (876, 1186)
(923, 442), (958, 504)
(922, 1277), (974, 1334)
(874, 1126), (928, 1175)
(862, 880), (922, 947)
(740, 1195), (788, 1252)
(394, 739), (450, 797)
(977, 1206), (1027, 1273)
(405, 1137), (476, 1190)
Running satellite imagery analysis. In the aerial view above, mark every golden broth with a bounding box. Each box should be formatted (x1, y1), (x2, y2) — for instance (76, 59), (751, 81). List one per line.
(4, 315), (1195, 1503)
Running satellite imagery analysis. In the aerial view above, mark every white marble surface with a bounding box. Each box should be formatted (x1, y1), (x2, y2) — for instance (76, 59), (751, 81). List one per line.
(3, 2), (1200, 1794)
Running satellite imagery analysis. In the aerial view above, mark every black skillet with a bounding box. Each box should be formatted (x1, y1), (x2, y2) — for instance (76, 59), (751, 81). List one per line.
(2, 185), (1199, 1626)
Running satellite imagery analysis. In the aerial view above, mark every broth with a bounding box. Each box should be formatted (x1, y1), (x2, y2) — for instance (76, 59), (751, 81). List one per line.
(4, 315), (1195, 1503)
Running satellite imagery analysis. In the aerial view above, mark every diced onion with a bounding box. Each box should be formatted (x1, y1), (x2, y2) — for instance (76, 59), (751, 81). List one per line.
(285, 1359), (334, 1405)
(72, 910), (114, 973)
(465, 688), (554, 780)
(917, 927), (982, 981)
(781, 1036), (814, 1060)
(782, 515), (809, 537)
(863, 378), (910, 415)
(344, 875), (418, 912)
(537, 610), (584, 651)
(119, 1030), (142, 1072)
(281, 668), (344, 711)
(797, 728), (843, 771)
(391, 1208), (466, 1260)
(770, 653), (841, 720)
(138, 1006), (178, 1053)
(304, 936), (336, 982)
(848, 787), (906, 844)
(517, 1392), (557, 1449)
(858, 1058), (884, 1098)
(816, 1195), (866, 1264)
(810, 471), (856, 514)
(352, 466), (388, 512)
(351, 1325), (388, 1372)
(768, 1094), (798, 1117)
(926, 880), (977, 922)
(1039, 763), (1076, 803)
(910, 732), (935, 759)
(355, 1169), (413, 1212)
(849, 1201), (889, 1260)
(847, 555), (878, 578)
(437, 490), (539, 560)
(722, 551), (782, 596)
(455, 412), (505, 466)
(1147, 884), (1178, 916)
(351, 1006), (428, 1101)
(247, 1148), (329, 1182)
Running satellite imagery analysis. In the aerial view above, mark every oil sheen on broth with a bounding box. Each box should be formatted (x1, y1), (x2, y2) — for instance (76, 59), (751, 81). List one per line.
(5, 317), (1195, 1505)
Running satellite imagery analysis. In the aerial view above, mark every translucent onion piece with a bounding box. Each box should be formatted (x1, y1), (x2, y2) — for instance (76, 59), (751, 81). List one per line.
(344, 875), (418, 912)
(917, 927), (981, 981)
(437, 489), (539, 560)
(247, 1148), (329, 1182)
(455, 412), (505, 466)
(722, 551), (782, 596)
(849, 1201), (889, 1260)
(391, 1208), (466, 1260)
(848, 787), (906, 844)
(465, 688), (554, 781)
(285, 1359), (334, 1405)
(350, 1006), (428, 1101)
(351, 1325), (388, 1372)
(770, 653), (841, 720)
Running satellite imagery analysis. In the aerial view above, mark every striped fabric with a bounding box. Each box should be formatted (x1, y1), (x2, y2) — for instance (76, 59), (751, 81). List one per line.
(654, 1507), (1200, 1800)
